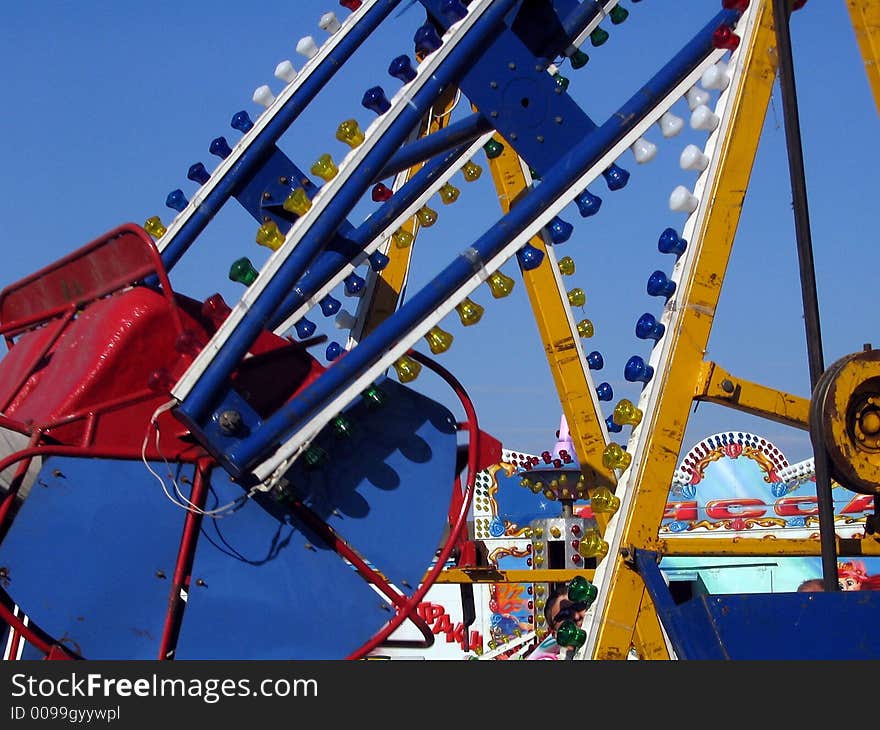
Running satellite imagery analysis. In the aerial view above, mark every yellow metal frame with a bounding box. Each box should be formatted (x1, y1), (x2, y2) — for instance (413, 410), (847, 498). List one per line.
(355, 0), (880, 660)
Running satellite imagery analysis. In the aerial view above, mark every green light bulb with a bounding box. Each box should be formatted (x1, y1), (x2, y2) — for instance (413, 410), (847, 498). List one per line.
(570, 49), (590, 69)
(361, 385), (386, 409)
(567, 575), (598, 607)
(555, 620), (586, 649)
(229, 257), (258, 286)
(610, 5), (629, 24)
(590, 27), (609, 46)
(483, 138), (504, 159)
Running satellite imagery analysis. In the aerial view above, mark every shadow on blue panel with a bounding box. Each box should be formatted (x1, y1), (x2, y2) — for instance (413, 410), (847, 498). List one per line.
(176, 378), (458, 659)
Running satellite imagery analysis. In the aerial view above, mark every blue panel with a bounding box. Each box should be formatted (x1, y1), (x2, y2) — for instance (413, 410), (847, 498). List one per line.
(176, 378), (457, 658)
(638, 549), (880, 659)
(0, 457), (189, 659)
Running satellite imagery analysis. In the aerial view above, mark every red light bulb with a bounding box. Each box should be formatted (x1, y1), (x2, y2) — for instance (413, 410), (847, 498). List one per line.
(712, 25), (740, 51)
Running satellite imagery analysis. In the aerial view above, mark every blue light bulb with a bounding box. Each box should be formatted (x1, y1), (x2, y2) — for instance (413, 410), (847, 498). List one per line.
(388, 54), (417, 83)
(625, 355), (654, 384)
(320, 294), (342, 317)
(414, 23), (443, 55)
(368, 250), (389, 272)
(441, 0), (468, 22)
(647, 270), (676, 301)
(166, 189), (188, 212)
(574, 188), (602, 217)
(344, 272), (366, 297)
(231, 110), (254, 133)
(596, 382), (613, 401)
(326, 342), (344, 361)
(516, 242), (544, 271)
(658, 227), (687, 258)
(187, 162), (210, 184)
(547, 216), (574, 244)
(294, 318), (317, 339)
(602, 163), (630, 191)
(606, 414), (623, 433)
(635, 312), (665, 341)
(362, 86), (391, 115)
(210, 136), (233, 159)
(586, 350), (604, 370)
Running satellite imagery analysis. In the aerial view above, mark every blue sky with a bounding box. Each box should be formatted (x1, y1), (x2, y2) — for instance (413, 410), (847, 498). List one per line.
(0, 1), (875, 470)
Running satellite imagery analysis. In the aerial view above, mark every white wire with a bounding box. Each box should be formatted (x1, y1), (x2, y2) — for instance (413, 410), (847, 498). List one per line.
(140, 400), (256, 518)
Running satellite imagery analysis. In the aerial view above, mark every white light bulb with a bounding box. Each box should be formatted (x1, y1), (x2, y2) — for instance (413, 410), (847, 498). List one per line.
(630, 137), (658, 164)
(335, 309), (358, 330)
(669, 185), (699, 213)
(319, 11), (342, 34)
(657, 111), (684, 138)
(297, 35), (320, 59)
(690, 104), (720, 132)
(701, 62), (730, 91)
(685, 85), (710, 111)
(252, 85), (276, 108)
(679, 144), (710, 172)
(274, 60), (298, 83)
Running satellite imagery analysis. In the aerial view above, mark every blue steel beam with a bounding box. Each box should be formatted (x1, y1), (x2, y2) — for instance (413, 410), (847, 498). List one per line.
(173, 0), (521, 461)
(218, 7), (740, 476)
(157, 0), (403, 275)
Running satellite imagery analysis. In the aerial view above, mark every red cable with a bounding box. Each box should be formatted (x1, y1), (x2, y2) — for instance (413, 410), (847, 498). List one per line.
(346, 349), (480, 659)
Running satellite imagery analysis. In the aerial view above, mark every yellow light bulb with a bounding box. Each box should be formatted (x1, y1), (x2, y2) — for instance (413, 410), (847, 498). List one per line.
(590, 486), (621, 515)
(567, 288), (586, 307)
(310, 153), (338, 182)
(256, 220), (285, 251)
(144, 216), (167, 239)
(461, 160), (482, 182)
(577, 319), (594, 338)
(550, 526), (561, 538)
(393, 355), (421, 383)
(283, 188), (312, 216)
(336, 118), (365, 148)
(392, 227), (414, 249)
(613, 398), (643, 427)
(602, 443), (631, 471)
(424, 325), (453, 354)
(557, 256), (575, 276)
(487, 271), (515, 298)
(455, 297), (484, 326)
(577, 529), (609, 560)
(416, 205), (438, 227)
(438, 182), (460, 204)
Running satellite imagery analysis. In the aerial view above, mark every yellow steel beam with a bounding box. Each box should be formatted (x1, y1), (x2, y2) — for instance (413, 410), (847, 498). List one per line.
(847, 0), (880, 115)
(588, 0), (780, 660)
(354, 87), (459, 340)
(483, 133), (616, 491)
(630, 587), (670, 660)
(694, 360), (810, 429)
(657, 535), (880, 557)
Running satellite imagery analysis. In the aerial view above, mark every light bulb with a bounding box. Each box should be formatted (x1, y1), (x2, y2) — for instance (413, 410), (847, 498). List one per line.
(630, 136), (657, 164)
(319, 11), (341, 34)
(297, 36), (320, 59)
(613, 399), (643, 427)
(669, 185), (698, 213)
(274, 60), (297, 83)
(680, 144), (709, 172)
(701, 62), (730, 90)
(487, 271), (515, 298)
(657, 111), (684, 138)
(336, 119), (365, 148)
(685, 85), (710, 111)
(252, 85), (275, 108)
(416, 205), (438, 227)
(393, 355), (421, 383)
(311, 153), (338, 182)
(424, 325), (453, 354)
(691, 104), (720, 132)
(256, 220), (285, 251)
(455, 297), (484, 326)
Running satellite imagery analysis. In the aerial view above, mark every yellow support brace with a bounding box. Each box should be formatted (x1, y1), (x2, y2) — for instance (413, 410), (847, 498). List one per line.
(694, 360), (810, 430)
(483, 135), (616, 492)
(586, 0), (780, 660)
(847, 0), (880, 115)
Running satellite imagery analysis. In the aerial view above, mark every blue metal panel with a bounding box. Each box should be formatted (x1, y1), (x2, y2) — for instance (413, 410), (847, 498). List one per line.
(0, 457), (189, 659)
(638, 549), (880, 660)
(176, 378), (457, 659)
